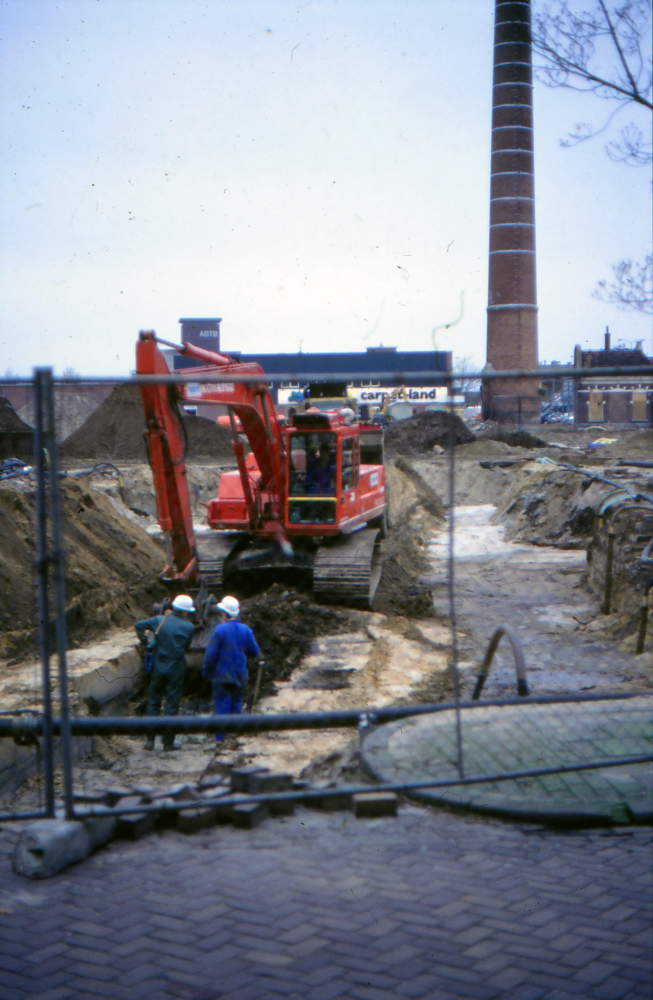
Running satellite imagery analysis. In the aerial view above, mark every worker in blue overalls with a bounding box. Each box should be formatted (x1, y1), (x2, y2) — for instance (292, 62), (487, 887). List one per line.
(202, 596), (261, 743)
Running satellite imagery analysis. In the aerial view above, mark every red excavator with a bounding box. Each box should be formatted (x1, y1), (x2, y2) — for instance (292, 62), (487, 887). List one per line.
(136, 330), (387, 606)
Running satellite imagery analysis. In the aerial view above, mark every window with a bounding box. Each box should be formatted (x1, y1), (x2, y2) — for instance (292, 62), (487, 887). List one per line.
(289, 433), (336, 496)
(342, 438), (354, 492)
(589, 390), (604, 422)
(632, 391), (648, 422)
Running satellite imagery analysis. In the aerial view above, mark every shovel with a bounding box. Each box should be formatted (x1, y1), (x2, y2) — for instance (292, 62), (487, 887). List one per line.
(246, 659), (265, 713)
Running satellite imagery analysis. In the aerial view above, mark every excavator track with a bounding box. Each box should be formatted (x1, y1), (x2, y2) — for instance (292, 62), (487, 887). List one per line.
(195, 532), (241, 587)
(313, 528), (382, 608)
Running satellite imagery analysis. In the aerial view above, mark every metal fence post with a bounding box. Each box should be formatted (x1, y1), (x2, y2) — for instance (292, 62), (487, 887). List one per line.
(448, 382), (464, 779)
(41, 368), (75, 819)
(33, 369), (55, 817)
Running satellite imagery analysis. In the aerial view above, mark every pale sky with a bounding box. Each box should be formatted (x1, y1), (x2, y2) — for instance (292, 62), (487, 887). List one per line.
(1, 0), (651, 377)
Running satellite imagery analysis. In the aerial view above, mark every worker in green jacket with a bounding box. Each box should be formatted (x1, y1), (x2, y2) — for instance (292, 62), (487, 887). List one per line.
(134, 595), (196, 751)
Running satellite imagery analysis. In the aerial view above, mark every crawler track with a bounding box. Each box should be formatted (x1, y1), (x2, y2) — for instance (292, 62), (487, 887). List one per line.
(313, 528), (382, 608)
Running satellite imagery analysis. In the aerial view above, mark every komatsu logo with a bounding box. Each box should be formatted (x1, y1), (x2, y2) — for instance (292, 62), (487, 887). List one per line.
(186, 383), (234, 398)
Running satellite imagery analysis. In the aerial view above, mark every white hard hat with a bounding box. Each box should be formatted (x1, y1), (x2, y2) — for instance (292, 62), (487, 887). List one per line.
(172, 594), (195, 612)
(217, 595), (240, 617)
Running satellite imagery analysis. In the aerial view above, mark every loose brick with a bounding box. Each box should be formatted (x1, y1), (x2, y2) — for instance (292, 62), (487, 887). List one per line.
(232, 802), (270, 829)
(353, 793), (398, 819)
(115, 811), (155, 841)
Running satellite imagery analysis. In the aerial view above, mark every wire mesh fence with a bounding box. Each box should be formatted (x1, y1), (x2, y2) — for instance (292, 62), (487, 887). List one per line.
(0, 363), (651, 824)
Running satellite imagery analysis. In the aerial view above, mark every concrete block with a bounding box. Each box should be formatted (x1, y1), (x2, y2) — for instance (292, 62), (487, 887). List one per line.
(230, 766), (269, 792)
(82, 814), (117, 849)
(198, 774), (230, 790)
(305, 785), (353, 811)
(102, 787), (132, 807)
(177, 806), (219, 834)
(116, 811), (156, 840)
(115, 797), (156, 840)
(13, 820), (91, 879)
(67, 634), (143, 712)
(353, 792), (398, 818)
(155, 797), (179, 830)
(246, 772), (294, 795)
(269, 798), (295, 817)
(232, 801), (269, 829)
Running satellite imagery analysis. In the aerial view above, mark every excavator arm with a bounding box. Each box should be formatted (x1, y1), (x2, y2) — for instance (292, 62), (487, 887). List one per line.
(136, 331), (197, 581)
(136, 330), (291, 582)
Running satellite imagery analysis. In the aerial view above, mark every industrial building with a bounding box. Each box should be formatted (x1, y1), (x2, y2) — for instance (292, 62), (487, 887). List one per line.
(172, 317), (453, 411)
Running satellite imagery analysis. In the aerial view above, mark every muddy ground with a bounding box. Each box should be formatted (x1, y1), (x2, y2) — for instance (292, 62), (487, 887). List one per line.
(1, 418), (651, 810)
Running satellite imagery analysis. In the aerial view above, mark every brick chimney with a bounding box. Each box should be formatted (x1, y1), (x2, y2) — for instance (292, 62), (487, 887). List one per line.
(484, 0), (540, 423)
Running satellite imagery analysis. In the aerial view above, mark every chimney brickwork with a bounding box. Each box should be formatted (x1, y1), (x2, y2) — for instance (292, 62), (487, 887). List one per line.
(484, 0), (540, 423)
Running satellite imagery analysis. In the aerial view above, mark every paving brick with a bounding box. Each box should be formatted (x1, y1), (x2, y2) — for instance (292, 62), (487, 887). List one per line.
(0, 954), (27, 974)
(573, 960), (621, 985)
(349, 985), (402, 1000)
(588, 977), (639, 1000)
(435, 980), (502, 999)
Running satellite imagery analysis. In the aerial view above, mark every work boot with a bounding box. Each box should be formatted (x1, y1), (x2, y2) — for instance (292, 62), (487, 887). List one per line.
(163, 741), (177, 752)
(144, 738), (155, 751)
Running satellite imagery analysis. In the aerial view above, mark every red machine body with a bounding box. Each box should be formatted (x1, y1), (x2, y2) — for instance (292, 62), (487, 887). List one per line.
(136, 331), (387, 605)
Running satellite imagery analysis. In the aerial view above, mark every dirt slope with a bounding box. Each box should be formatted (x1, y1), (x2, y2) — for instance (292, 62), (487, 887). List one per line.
(0, 479), (166, 659)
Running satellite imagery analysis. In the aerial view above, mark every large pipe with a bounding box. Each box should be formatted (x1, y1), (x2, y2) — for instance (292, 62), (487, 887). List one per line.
(485, 1), (540, 424)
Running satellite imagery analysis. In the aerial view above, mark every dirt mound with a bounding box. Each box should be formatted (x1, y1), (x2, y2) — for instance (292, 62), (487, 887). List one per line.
(0, 398), (34, 461)
(0, 478), (166, 659)
(0, 397), (32, 432)
(455, 438), (530, 460)
(239, 584), (352, 696)
(18, 392), (100, 442)
(60, 383), (235, 461)
(486, 429), (546, 449)
(384, 410), (474, 456)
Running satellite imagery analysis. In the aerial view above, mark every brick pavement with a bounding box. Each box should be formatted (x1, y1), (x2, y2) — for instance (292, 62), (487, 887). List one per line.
(0, 805), (650, 999)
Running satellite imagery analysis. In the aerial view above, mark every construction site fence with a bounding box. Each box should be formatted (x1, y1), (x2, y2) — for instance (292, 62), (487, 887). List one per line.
(0, 365), (651, 824)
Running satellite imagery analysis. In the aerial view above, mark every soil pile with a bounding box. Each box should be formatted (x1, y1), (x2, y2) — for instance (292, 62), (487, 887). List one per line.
(0, 397), (32, 432)
(486, 429), (546, 449)
(60, 383), (234, 461)
(0, 478), (166, 659)
(384, 410), (473, 456)
(0, 398), (33, 461)
(18, 392), (100, 442)
(239, 584), (352, 696)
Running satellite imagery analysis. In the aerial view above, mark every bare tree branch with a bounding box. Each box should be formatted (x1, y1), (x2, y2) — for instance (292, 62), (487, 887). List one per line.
(594, 254), (653, 313)
(533, 0), (652, 164)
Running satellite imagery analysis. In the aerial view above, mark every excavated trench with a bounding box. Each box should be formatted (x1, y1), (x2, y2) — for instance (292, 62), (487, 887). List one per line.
(1, 410), (651, 810)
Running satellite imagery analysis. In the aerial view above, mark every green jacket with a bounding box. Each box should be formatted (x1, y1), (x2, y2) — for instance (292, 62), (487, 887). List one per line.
(135, 611), (195, 675)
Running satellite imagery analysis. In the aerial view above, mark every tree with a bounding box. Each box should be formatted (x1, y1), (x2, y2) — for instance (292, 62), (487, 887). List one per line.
(533, 0), (652, 164)
(533, 1), (652, 312)
(594, 252), (653, 313)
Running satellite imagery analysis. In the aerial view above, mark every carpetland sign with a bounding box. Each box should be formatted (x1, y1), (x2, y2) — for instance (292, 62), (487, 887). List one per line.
(354, 387), (449, 403)
(276, 386), (451, 405)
